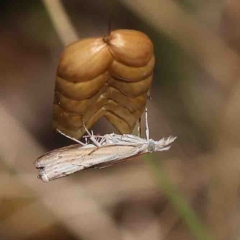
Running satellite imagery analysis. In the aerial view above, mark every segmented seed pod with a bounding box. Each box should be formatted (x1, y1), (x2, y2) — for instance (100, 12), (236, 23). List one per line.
(54, 29), (155, 139)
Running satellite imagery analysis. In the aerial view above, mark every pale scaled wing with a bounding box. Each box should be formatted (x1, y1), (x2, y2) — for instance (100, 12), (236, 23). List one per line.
(35, 143), (144, 182)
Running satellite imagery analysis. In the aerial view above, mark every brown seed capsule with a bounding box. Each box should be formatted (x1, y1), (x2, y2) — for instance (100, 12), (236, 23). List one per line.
(54, 29), (155, 139)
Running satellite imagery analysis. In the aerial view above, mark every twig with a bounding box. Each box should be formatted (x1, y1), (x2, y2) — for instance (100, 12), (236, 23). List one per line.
(42, 0), (78, 46)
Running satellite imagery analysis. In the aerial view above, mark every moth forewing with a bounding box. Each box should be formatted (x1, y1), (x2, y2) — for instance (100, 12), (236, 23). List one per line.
(35, 141), (147, 182)
(36, 144), (95, 168)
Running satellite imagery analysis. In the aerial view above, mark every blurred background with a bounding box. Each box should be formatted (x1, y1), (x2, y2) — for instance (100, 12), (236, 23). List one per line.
(1, 0), (240, 239)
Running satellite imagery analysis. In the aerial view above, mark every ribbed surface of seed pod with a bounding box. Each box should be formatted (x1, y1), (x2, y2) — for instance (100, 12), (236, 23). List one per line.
(54, 29), (155, 139)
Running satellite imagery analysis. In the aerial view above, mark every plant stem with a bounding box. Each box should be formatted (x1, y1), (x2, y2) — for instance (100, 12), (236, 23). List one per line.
(144, 155), (214, 240)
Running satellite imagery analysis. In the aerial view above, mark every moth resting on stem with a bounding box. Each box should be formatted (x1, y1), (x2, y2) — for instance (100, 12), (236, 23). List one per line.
(35, 108), (176, 182)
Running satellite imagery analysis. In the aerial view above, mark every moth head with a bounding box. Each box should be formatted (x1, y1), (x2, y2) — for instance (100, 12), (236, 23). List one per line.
(148, 141), (156, 153)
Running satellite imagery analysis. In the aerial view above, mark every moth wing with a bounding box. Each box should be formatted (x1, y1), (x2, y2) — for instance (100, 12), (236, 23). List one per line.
(35, 143), (96, 168)
(35, 144), (98, 182)
(71, 144), (142, 167)
(36, 143), (142, 182)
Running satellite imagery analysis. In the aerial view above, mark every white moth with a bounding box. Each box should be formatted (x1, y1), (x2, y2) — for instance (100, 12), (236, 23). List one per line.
(35, 108), (176, 182)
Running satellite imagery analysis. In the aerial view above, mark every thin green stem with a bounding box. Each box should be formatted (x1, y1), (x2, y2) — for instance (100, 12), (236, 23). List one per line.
(144, 155), (214, 240)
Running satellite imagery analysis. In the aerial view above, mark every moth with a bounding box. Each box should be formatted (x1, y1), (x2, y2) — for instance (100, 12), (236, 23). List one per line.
(36, 109), (176, 182)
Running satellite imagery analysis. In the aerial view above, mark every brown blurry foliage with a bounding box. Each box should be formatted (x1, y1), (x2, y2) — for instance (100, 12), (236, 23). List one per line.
(1, 0), (240, 240)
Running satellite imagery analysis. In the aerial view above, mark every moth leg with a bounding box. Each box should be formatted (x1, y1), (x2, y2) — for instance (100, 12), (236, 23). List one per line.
(91, 131), (103, 145)
(138, 117), (142, 138)
(91, 131), (107, 145)
(56, 129), (86, 145)
(99, 136), (107, 145)
(145, 107), (150, 141)
(94, 135), (106, 144)
(82, 120), (101, 147)
(103, 135), (111, 144)
(83, 135), (106, 145)
(83, 136), (92, 145)
(83, 135), (89, 144)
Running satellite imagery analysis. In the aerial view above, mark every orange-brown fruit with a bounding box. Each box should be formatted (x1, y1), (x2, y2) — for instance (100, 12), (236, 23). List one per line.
(54, 29), (155, 139)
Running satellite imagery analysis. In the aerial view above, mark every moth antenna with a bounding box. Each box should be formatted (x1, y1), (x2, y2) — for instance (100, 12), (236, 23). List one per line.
(145, 107), (150, 141)
(56, 129), (86, 145)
